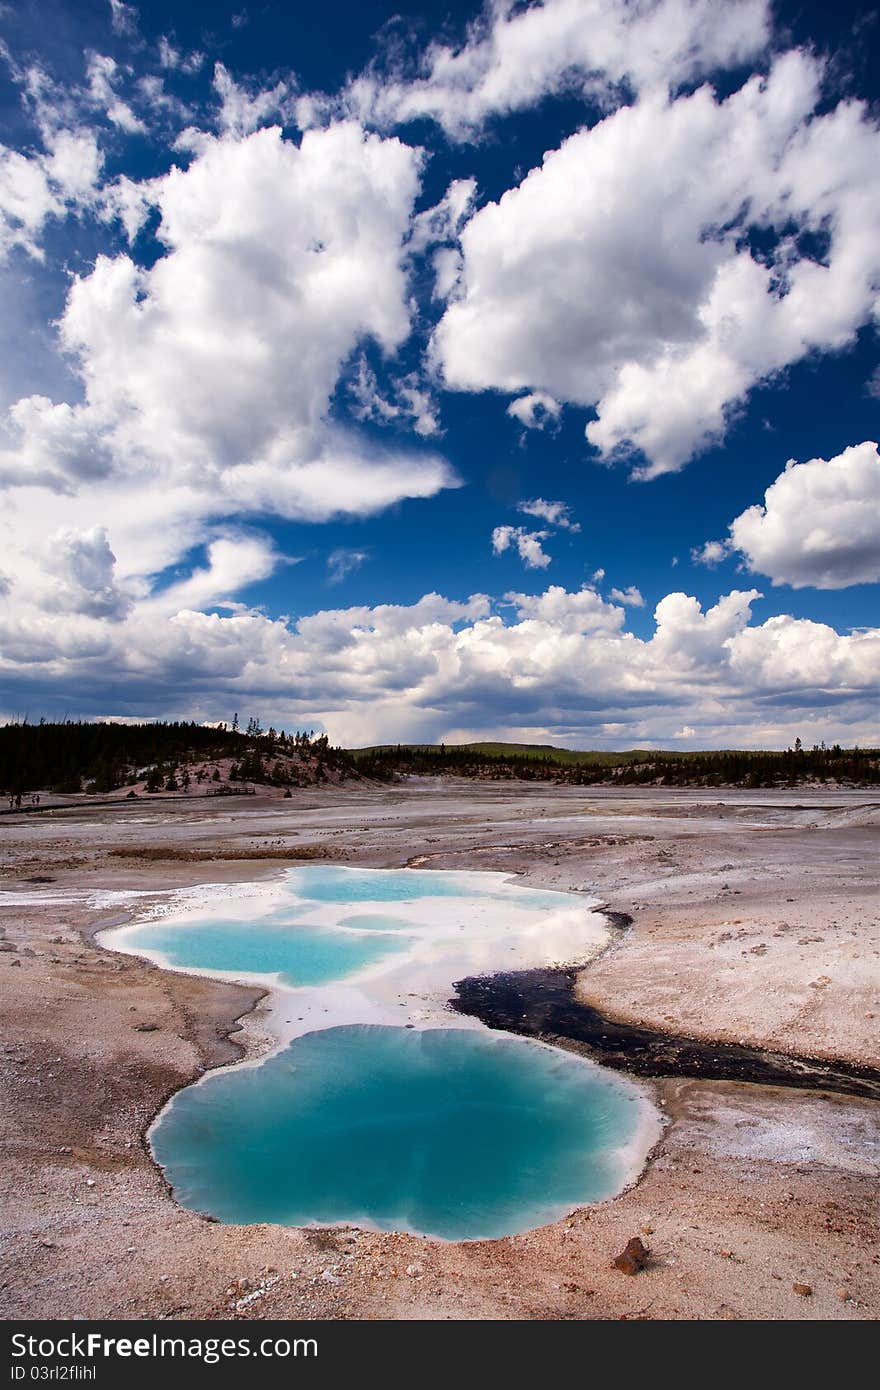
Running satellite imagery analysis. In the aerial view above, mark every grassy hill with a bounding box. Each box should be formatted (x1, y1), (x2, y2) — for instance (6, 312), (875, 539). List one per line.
(423, 741), (717, 764)
(350, 740), (880, 788)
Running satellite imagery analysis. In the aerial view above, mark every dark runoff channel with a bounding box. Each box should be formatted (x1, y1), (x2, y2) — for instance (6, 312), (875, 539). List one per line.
(450, 963), (880, 1101)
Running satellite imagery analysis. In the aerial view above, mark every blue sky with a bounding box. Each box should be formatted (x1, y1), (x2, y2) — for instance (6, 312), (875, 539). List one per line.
(0, 0), (878, 747)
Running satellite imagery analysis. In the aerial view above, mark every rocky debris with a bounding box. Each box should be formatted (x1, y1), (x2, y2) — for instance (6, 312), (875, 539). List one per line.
(792, 1282), (813, 1297)
(613, 1237), (649, 1275)
(134, 1023), (159, 1032)
(224, 1269), (281, 1313)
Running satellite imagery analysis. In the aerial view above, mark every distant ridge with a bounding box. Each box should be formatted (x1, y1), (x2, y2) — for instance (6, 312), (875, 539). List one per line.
(349, 740), (880, 788)
(2, 724), (877, 795)
(354, 740), (751, 764)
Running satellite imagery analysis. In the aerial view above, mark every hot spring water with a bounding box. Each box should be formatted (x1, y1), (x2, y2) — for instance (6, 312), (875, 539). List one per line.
(102, 866), (658, 1239)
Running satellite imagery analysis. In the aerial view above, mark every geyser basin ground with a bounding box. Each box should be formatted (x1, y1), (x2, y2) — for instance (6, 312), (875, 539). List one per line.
(151, 1023), (648, 1240)
(99, 866), (661, 1238)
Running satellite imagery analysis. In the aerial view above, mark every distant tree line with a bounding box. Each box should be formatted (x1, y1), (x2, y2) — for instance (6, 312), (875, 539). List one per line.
(0, 719), (354, 795)
(354, 741), (880, 788)
(4, 721), (876, 796)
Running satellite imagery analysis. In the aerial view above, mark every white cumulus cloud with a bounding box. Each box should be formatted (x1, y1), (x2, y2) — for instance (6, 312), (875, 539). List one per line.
(141, 535), (284, 617)
(609, 585), (644, 607)
(507, 392), (561, 430)
(723, 441), (880, 589)
(0, 127), (103, 261)
(86, 53), (147, 134)
(349, 0), (770, 139)
(692, 539), (731, 568)
(1, 582), (876, 750)
(44, 526), (132, 620)
(0, 119), (456, 602)
(212, 61), (289, 135)
(109, 1), (139, 39)
(327, 549), (369, 585)
(492, 525), (552, 569)
(517, 498), (579, 530)
(349, 358), (441, 438)
(432, 51), (880, 476)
